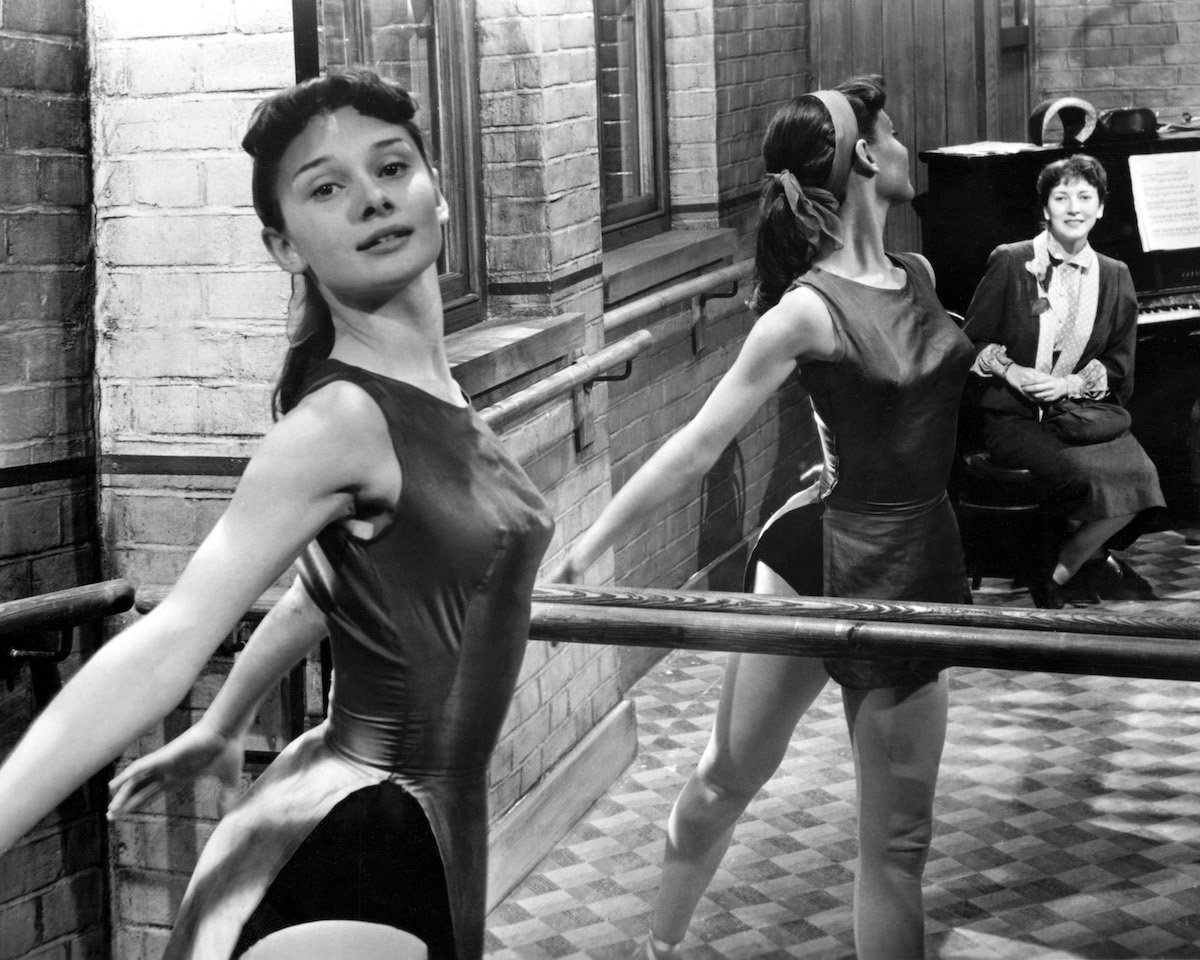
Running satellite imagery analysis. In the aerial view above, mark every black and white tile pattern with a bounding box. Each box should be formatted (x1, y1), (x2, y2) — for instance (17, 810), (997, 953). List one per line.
(489, 529), (1200, 959)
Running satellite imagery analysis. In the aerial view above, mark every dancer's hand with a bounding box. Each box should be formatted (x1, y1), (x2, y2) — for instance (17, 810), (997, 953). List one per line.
(108, 722), (244, 819)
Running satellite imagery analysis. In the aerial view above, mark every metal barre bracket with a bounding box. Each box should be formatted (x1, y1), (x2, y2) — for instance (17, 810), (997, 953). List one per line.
(691, 279), (741, 354)
(587, 361), (634, 383)
(3, 628), (74, 708)
(0, 579), (136, 711)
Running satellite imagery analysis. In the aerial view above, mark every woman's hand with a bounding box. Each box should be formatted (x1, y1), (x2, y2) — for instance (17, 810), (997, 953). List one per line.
(1023, 373), (1071, 403)
(108, 723), (244, 819)
(1004, 364), (1066, 401)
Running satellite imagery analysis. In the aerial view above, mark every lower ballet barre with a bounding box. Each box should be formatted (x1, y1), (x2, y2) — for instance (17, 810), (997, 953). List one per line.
(530, 584), (1200, 682)
(132, 582), (1200, 681)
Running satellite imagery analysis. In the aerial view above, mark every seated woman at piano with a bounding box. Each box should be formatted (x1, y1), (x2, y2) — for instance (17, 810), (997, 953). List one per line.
(962, 153), (1165, 609)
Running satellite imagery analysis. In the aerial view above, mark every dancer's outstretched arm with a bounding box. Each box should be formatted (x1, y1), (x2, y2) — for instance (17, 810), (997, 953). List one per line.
(0, 382), (395, 854)
(552, 287), (839, 581)
(107, 574), (328, 817)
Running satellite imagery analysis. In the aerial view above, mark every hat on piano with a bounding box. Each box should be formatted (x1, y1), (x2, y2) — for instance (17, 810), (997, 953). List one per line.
(1028, 97), (1098, 147)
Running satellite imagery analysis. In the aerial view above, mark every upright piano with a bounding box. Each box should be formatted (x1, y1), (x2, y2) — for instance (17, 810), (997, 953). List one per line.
(917, 131), (1200, 525)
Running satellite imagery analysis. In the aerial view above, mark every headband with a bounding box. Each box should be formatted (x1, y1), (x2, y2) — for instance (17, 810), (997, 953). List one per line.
(766, 89), (860, 252)
(809, 89), (859, 197)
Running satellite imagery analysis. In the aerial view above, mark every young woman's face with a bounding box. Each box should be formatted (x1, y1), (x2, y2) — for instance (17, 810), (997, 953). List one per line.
(1043, 176), (1103, 252)
(869, 110), (913, 204)
(266, 106), (448, 303)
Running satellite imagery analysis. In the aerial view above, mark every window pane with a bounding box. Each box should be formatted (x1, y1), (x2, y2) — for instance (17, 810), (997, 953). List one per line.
(596, 0), (656, 209)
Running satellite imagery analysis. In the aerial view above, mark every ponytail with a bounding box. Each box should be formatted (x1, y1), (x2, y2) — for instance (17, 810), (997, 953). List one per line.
(751, 182), (817, 314)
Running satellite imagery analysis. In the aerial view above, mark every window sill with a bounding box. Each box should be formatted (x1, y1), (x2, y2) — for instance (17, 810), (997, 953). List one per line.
(602, 228), (737, 308)
(447, 312), (584, 407)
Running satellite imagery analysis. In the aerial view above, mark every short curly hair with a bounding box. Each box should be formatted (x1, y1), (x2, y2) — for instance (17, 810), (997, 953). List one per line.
(1036, 153), (1108, 209)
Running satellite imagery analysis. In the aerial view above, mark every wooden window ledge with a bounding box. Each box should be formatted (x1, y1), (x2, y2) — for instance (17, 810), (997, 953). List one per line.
(602, 228), (737, 308)
(448, 312), (584, 408)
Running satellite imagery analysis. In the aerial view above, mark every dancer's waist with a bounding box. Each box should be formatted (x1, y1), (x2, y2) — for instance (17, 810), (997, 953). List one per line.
(823, 489), (949, 517)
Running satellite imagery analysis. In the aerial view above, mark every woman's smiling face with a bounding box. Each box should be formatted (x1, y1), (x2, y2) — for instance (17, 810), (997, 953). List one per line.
(1043, 176), (1104, 253)
(265, 106), (448, 305)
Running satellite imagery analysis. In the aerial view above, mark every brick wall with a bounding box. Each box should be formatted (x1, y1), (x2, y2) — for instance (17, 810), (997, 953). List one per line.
(0, 0), (108, 956)
(0, 0), (96, 597)
(1035, 0), (1200, 116)
(600, 0), (816, 689)
(85, 1), (299, 954)
(474, 0), (623, 826)
(713, 0), (808, 239)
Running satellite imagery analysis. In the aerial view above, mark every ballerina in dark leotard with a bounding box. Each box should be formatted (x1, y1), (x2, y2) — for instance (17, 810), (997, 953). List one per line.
(552, 76), (973, 960)
(0, 70), (553, 960)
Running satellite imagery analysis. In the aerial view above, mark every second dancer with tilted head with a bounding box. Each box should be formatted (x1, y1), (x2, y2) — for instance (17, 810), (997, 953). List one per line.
(552, 75), (974, 960)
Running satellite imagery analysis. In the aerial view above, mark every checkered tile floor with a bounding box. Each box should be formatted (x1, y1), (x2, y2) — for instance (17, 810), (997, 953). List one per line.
(488, 528), (1200, 959)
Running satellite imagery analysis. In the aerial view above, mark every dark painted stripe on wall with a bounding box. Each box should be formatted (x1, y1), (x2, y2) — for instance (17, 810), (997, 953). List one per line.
(489, 262), (603, 297)
(0, 457), (94, 490)
(101, 455), (249, 477)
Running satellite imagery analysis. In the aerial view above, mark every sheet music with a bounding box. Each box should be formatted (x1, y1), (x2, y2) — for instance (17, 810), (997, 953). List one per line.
(1128, 151), (1200, 251)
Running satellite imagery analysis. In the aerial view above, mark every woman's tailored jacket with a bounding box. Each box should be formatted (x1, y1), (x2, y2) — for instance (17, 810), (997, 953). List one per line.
(961, 239), (1139, 416)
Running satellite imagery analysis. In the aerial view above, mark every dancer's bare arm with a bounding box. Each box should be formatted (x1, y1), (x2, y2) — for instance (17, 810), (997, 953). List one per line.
(107, 575), (328, 817)
(0, 382), (394, 853)
(552, 288), (839, 581)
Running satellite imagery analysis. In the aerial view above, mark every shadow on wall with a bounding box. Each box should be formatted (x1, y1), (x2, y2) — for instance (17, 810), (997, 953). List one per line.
(757, 379), (818, 528)
(697, 441), (747, 591)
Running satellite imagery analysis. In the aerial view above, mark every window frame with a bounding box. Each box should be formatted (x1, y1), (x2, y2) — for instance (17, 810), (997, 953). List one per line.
(293, 0), (486, 331)
(593, 0), (670, 250)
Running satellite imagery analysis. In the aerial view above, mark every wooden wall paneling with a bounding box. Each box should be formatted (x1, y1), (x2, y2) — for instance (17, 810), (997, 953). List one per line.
(883, 0), (920, 251)
(912, 0), (947, 189)
(812, 0), (853, 88)
(943, 0), (981, 144)
(979, 0), (1002, 140)
(851, 0), (885, 76)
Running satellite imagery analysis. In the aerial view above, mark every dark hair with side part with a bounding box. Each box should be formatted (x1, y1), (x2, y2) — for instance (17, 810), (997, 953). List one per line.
(1036, 153), (1108, 209)
(241, 68), (431, 417)
(751, 74), (887, 314)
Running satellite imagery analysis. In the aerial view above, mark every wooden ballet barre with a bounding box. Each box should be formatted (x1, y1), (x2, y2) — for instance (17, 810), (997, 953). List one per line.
(133, 582), (1200, 679)
(1, 579), (136, 709)
(528, 585), (1200, 681)
(0, 579), (135, 638)
(531, 584), (1200, 640)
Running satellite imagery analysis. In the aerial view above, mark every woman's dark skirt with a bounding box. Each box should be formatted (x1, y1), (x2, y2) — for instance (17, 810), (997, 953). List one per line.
(983, 411), (1165, 547)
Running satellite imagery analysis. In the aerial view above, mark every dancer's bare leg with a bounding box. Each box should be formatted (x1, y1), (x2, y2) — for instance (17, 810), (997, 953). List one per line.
(842, 673), (949, 960)
(648, 563), (830, 950)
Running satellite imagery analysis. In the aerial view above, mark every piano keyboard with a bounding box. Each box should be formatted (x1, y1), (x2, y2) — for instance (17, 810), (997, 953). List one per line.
(1138, 295), (1200, 326)
(1139, 305), (1200, 325)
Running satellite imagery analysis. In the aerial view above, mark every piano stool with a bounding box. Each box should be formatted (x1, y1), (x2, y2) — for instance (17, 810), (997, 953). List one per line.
(953, 452), (1056, 590)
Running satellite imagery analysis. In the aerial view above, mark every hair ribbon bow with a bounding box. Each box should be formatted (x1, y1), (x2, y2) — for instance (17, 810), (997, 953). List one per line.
(772, 169), (844, 251)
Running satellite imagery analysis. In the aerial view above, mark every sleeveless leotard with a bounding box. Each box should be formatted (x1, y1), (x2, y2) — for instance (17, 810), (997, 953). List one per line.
(750, 253), (974, 687)
(165, 359), (553, 959)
